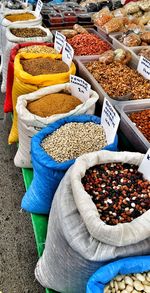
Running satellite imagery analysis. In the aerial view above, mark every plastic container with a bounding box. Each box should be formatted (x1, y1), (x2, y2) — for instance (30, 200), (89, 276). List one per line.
(74, 54), (138, 106)
(74, 7), (87, 15)
(115, 100), (150, 153)
(63, 11), (78, 25)
(48, 13), (64, 26)
(78, 13), (92, 25)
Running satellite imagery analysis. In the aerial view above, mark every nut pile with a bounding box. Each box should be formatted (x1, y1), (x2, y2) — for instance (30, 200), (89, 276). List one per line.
(11, 28), (47, 38)
(86, 61), (150, 100)
(68, 33), (111, 55)
(128, 109), (150, 142)
(19, 45), (58, 54)
(5, 13), (35, 22)
(20, 58), (69, 75)
(27, 93), (82, 117)
(41, 122), (107, 162)
(82, 163), (150, 225)
(105, 271), (150, 293)
(138, 48), (150, 60)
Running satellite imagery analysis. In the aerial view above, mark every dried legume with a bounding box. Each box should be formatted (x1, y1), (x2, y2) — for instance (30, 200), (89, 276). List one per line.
(18, 45), (57, 54)
(82, 163), (150, 225)
(86, 61), (150, 100)
(20, 58), (69, 75)
(27, 93), (82, 117)
(11, 28), (47, 38)
(128, 109), (150, 142)
(105, 271), (150, 293)
(41, 122), (107, 162)
(68, 33), (111, 56)
(5, 13), (35, 22)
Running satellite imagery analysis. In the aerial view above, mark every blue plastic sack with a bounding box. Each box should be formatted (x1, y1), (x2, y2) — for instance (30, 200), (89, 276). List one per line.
(21, 114), (118, 214)
(86, 255), (150, 293)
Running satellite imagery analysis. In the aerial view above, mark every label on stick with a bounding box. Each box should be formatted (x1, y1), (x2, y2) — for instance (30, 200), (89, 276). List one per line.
(35, 0), (43, 16)
(137, 56), (150, 80)
(138, 148), (150, 181)
(101, 97), (120, 145)
(62, 41), (74, 68)
(70, 75), (91, 102)
(54, 31), (66, 53)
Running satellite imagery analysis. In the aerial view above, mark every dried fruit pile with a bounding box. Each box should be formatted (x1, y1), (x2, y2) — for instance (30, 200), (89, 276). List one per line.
(82, 163), (150, 225)
(86, 61), (150, 100)
(41, 122), (107, 162)
(128, 109), (150, 142)
(68, 33), (111, 55)
(105, 271), (150, 293)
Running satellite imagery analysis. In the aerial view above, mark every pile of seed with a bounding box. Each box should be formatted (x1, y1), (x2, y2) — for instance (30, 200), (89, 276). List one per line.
(27, 93), (82, 117)
(105, 271), (150, 293)
(20, 58), (69, 76)
(5, 13), (35, 22)
(86, 61), (150, 100)
(41, 122), (107, 162)
(19, 45), (58, 54)
(128, 109), (150, 142)
(11, 28), (47, 38)
(82, 163), (150, 225)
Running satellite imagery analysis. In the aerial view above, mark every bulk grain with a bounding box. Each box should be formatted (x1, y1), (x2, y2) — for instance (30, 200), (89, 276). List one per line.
(41, 122), (107, 162)
(18, 45), (57, 54)
(20, 58), (69, 76)
(82, 163), (150, 225)
(10, 28), (47, 38)
(5, 12), (36, 22)
(105, 271), (150, 293)
(86, 61), (150, 100)
(27, 93), (82, 117)
(128, 110), (150, 142)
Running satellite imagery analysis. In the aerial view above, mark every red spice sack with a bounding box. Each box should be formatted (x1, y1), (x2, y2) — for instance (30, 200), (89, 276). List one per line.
(4, 42), (54, 113)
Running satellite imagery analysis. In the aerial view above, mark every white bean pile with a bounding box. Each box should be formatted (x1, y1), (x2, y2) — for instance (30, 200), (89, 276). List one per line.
(41, 122), (107, 162)
(105, 271), (150, 293)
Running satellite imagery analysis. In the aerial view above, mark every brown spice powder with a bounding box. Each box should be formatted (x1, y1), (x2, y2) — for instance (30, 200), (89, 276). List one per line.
(20, 58), (69, 76)
(27, 93), (82, 117)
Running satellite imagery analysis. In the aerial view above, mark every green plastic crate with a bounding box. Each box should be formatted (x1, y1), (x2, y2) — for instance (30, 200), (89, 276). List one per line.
(22, 168), (57, 293)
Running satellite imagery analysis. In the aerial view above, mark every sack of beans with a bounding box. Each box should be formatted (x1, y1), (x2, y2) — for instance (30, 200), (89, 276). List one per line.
(14, 83), (99, 168)
(21, 115), (118, 214)
(8, 52), (76, 144)
(35, 150), (150, 293)
(0, 11), (42, 82)
(86, 255), (150, 293)
(1, 24), (53, 93)
(4, 42), (57, 113)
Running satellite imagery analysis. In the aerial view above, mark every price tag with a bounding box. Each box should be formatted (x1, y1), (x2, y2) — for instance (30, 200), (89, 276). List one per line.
(101, 97), (120, 145)
(62, 41), (74, 68)
(35, 0), (43, 16)
(138, 148), (150, 181)
(137, 56), (150, 80)
(54, 31), (66, 53)
(70, 75), (91, 102)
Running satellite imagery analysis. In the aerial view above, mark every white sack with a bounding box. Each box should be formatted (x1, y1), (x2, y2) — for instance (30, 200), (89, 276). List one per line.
(35, 150), (150, 293)
(14, 83), (98, 168)
(1, 24), (53, 93)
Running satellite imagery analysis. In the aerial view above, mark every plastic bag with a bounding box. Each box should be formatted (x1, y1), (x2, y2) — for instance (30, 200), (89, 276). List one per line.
(4, 42), (55, 113)
(124, 2), (140, 14)
(14, 84), (99, 168)
(8, 52), (76, 144)
(35, 151), (150, 293)
(21, 115), (118, 214)
(103, 17), (124, 33)
(86, 255), (150, 293)
(123, 33), (141, 47)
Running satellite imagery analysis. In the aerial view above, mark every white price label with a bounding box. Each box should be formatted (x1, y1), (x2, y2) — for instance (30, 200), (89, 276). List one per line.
(35, 0), (43, 16)
(101, 97), (120, 145)
(138, 148), (150, 181)
(70, 75), (91, 102)
(54, 31), (66, 53)
(62, 41), (74, 68)
(137, 56), (150, 80)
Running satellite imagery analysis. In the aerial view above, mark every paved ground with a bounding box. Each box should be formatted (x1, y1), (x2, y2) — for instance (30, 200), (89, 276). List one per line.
(0, 91), (44, 293)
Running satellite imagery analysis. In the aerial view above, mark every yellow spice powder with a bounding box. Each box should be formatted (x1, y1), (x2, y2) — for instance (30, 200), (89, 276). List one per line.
(5, 13), (36, 22)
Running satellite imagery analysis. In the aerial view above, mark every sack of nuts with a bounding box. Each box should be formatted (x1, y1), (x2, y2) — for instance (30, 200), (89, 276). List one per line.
(14, 83), (99, 168)
(35, 150), (150, 293)
(21, 116), (118, 214)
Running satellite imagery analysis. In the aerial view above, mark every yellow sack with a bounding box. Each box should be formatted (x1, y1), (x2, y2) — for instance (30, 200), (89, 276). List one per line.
(8, 52), (76, 144)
